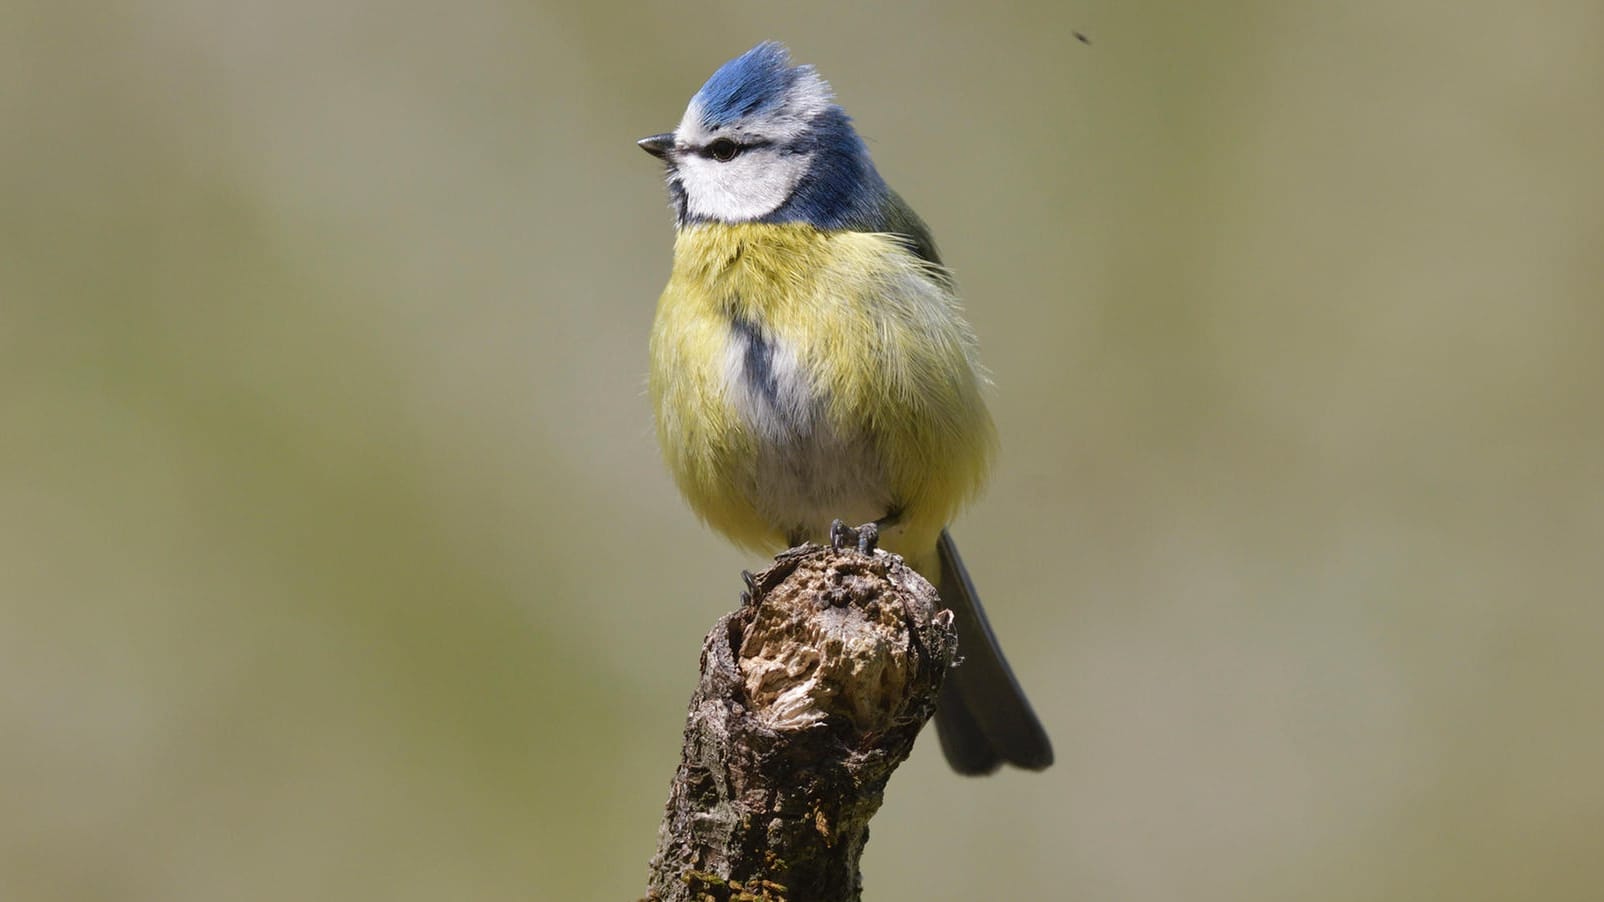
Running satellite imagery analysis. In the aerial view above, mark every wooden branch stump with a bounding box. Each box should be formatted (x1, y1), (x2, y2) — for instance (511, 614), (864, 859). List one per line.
(644, 524), (958, 902)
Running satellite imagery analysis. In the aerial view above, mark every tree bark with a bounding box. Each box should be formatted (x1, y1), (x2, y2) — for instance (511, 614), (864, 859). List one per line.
(644, 524), (958, 902)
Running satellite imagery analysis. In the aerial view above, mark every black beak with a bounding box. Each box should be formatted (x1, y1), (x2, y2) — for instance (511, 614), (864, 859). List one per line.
(637, 133), (676, 160)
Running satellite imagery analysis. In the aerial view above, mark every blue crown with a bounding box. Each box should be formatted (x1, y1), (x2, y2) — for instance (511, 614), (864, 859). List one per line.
(693, 42), (809, 128)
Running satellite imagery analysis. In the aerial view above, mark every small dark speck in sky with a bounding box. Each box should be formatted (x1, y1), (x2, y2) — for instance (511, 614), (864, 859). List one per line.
(1074, 31), (1091, 45)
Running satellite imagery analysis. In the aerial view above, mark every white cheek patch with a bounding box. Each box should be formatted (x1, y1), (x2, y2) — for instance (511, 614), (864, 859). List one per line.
(672, 95), (820, 223)
(678, 150), (809, 223)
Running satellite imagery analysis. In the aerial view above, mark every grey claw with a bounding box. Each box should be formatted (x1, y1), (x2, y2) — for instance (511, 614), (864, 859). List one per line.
(829, 519), (851, 550)
(857, 521), (879, 554)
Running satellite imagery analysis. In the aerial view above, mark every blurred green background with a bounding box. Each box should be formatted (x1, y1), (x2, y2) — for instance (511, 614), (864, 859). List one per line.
(4, 2), (1602, 900)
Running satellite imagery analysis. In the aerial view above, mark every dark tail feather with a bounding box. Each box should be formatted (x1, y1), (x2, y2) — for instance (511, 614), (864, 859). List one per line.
(933, 530), (1054, 775)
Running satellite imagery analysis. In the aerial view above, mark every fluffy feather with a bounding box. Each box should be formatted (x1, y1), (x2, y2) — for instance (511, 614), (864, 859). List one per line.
(688, 41), (834, 136)
(649, 222), (993, 558)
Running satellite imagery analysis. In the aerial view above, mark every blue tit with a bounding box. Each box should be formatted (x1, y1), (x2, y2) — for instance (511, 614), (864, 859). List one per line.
(639, 42), (1052, 775)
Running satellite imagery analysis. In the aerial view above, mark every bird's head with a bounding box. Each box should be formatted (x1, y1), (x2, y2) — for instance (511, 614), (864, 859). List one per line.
(639, 42), (887, 228)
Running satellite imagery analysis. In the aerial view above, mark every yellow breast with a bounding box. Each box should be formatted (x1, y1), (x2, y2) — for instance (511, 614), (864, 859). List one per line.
(648, 222), (995, 558)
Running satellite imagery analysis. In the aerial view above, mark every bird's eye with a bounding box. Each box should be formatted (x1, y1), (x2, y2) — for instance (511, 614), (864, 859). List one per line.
(707, 139), (741, 162)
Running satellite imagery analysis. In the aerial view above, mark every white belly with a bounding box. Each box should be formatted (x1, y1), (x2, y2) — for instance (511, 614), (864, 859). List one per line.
(722, 317), (895, 543)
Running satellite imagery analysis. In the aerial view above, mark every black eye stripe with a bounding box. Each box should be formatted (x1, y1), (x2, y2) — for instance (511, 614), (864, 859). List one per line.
(696, 138), (772, 160)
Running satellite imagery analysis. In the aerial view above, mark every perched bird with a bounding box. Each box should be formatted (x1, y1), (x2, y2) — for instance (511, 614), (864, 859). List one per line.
(639, 42), (1052, 775)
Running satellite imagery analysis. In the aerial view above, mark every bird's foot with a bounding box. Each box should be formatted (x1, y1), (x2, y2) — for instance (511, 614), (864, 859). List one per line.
(829, 519), (880, 555)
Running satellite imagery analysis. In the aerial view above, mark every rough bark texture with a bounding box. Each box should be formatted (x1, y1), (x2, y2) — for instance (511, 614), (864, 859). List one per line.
(644, 528), (958, 902)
